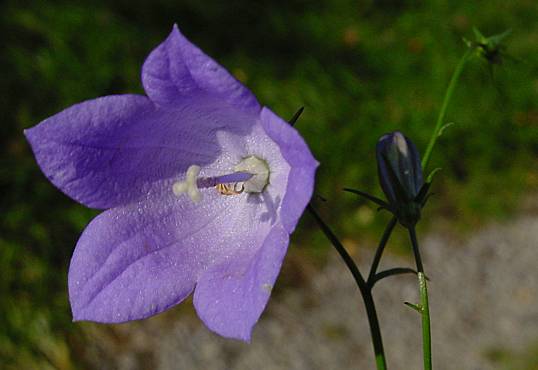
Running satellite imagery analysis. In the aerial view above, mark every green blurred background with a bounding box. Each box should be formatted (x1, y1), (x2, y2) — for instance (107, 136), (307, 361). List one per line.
(1, 0), (537, 368)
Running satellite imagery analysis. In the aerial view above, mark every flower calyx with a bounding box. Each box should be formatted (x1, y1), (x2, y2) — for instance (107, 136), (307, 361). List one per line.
(464, 27), (512, 66)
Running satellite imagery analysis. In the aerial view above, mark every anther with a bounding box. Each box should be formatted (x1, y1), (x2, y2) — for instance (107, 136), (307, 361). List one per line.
(234, 156), (270, 193)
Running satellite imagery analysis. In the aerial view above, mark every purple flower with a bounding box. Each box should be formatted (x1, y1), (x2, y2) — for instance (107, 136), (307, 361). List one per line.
(24, 25), (318, 341)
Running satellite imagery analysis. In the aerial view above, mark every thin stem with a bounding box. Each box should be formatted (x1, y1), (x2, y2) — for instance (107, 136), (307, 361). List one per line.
(419, 272), (431, 370)
(362, 288), (388, 370)
(409, 227), (424, 273)
(290, 108), (388, 369)
(370, 267), (420, 287)
(307, 205), (366, 290)
(409, 227), (431, 370)
(421, 49), (472, 171)
(307, 204), (387, 370)
(367, 216), (397, 286)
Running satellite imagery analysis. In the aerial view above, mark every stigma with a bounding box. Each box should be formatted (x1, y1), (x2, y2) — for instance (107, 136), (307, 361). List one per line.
(172, 165), (202, 202)
(172, 156), (270, 203)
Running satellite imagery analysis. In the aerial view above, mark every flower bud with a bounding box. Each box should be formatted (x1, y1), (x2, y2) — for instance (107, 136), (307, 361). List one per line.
(464, 28), (511, 66)
(376, 131), (424, 227)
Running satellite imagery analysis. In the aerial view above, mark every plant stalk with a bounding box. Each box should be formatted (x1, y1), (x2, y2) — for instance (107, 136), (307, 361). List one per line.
(409, 227), (431, 370)
(419, 272), (431, 370)
(367, 216), (398, 286)
(307, 204), (388, 370)
(421, 49), (472, 171)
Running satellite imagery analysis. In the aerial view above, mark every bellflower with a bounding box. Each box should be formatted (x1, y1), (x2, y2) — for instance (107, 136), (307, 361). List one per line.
(24, 25), (318, 341)
(376, 131), (425, 228)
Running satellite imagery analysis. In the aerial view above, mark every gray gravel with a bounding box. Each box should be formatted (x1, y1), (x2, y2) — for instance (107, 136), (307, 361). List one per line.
(84, 212), (538, 370)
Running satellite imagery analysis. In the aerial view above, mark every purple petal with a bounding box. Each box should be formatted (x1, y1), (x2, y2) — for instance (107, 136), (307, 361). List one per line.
(69, 191), (225, 323)
(142, 24), (260, 114)
(260, 107), (319, 233)
(69, 174), (285, 323)
(25, 94), (254, 209)
(376, 134), (398, 205)
(193, 223), (289, 341)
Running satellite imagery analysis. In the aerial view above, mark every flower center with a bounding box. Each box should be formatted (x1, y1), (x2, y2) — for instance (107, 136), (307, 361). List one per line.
(172, 156), (270, 203)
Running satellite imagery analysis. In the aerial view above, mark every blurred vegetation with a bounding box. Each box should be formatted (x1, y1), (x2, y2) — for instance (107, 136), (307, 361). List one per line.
(485, 341), (538, 370)
(1, 0), (537, 368)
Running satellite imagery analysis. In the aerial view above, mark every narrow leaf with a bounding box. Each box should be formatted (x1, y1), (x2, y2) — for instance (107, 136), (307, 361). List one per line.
(371, 267), (420, 287)
(343, 188), (390, 209)
(488, 29), (512, 46)
(438, 122), (455, 137)
(426, 168), (442, 183)
(404, 302), (422, 313)
(288, 107), (305, 126)
(473, 27), (486, 42)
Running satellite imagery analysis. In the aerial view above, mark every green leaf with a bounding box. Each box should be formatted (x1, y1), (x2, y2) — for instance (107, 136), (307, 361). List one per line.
(404, 301), (422, 313)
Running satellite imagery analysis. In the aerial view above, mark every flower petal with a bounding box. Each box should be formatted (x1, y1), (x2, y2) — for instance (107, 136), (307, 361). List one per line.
(142, 24), (260, 114)
(193, 223), (289, 341)
(260, 107), (319, 233)
(69, 191), (229, 323)
(24, 94), (252, 209)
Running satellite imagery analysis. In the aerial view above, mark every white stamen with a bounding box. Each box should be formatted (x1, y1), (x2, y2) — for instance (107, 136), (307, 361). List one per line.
(234, 156), (270, 193)
(173, 165), (201, 202)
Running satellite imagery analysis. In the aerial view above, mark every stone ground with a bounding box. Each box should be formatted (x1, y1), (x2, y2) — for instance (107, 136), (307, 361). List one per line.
(82, 204), (538, 370)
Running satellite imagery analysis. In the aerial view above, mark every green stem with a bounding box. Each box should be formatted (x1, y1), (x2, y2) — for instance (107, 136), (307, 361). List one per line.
(419, 272), (431, 370)
(307, 204), (388, 370)
(367, 216), (397, 287)
(409, 227), (431, 370)
(362, 288), (388, 370)
(409, 227), (424, 273)
(421, 49), (472, 171)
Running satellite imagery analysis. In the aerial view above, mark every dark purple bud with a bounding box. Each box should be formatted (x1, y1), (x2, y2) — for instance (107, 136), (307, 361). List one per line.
(376, 131), (424, 227)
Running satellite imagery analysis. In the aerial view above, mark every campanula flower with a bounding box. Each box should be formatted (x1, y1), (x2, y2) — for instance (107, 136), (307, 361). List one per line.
(25, 25), (318, 341)
(376, 131), (425, 228)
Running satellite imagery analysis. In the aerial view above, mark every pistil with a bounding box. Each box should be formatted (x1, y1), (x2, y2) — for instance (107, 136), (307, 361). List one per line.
(173, 156), (270, 203)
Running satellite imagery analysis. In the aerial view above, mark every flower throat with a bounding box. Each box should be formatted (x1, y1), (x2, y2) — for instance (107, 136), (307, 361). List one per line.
(172, 156), (270, 203)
